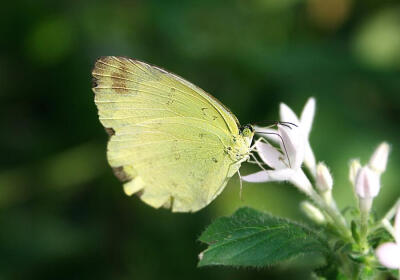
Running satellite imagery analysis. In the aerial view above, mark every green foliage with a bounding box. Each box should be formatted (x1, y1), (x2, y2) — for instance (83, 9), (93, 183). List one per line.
(198, 207), (330, 268)
(351, 220), (360, 244)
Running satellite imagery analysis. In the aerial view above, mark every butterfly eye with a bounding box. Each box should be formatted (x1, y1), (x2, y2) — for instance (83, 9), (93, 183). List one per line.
(241, 124), (254, 137)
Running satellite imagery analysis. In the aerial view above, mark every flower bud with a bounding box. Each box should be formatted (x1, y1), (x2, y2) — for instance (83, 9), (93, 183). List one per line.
(349, 159), (361, 185)
(355, 166), (381, 199)
(315, 162), (333, 192)
(369, 142), (390, 174)
(301, 201), (325, 224)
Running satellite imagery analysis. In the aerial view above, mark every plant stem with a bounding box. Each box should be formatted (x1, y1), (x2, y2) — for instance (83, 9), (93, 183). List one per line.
(370, 198), (400, 236)
(308, 189), (352, 241)
(359, 198), (372, 253)
(351, 263), (361, 280)
(398, 268), (400, 280)
(384, 198), (400, 220)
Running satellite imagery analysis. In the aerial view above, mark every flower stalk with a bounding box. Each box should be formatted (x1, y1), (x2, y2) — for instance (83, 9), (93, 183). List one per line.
(308, 188), (352, 241)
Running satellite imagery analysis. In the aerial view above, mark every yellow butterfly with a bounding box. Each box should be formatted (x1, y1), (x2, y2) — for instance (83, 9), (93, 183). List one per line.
(92, 56), (254, 212)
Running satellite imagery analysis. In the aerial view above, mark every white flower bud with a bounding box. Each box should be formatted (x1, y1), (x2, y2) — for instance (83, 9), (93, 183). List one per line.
(369, 142), (390, 174)
(301, 201), (326, 224)
(355, 166), (380, 199)
(315, 162), (333, 192)
(349, 159), (361, 185)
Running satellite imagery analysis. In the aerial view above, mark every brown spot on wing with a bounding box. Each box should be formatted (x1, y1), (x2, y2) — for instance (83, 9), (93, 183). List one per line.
(105, 127), (115, 137)
(112, 166), (131, 182)
(136, 190), (144, 198)
(93, 57), (141, 94)
(92, 77), (98, 89)
(111, 75), (128, 94)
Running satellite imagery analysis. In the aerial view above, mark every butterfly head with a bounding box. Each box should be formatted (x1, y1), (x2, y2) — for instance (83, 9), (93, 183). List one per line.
(240, 124), (255, 138)
(239, 124), (255, 149)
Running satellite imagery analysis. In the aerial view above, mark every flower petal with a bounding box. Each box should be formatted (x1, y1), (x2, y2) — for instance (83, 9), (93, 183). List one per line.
(280, 103), (300, 125)
(369, 142), (390, 174)
(242, 169), (313, 195)
(300, 97), (316, 136)
(376, 242), (400, 269)
(242, 169), (294, 183)
(242, 171), (270, 182)
(355, 167), (381, 198)
(255, 141), (287, 169)
(278, 126), (305, 169)
(288, 168), (312, 195)
(304, 142), (316, 175)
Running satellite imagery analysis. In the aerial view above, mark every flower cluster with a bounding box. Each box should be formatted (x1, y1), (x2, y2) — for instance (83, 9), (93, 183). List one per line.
(350, 142), (390, 214)
(244, 97), (398, 274)
(243, 98), (316, 195)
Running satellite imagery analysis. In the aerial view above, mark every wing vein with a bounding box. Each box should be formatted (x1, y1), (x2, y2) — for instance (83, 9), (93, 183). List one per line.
(95, 60), (233, 132)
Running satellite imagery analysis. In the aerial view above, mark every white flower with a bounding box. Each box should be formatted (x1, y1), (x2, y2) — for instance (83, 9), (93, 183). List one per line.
(255, 97), (317, 176)
(352, 142), (390, 213)
(376, 206), (400, 269)
(355, 166), (381, 214)
(242, 125), (312, 195)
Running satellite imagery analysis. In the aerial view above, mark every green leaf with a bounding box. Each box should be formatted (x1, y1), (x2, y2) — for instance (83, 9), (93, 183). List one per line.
(198, 207), (330, 268)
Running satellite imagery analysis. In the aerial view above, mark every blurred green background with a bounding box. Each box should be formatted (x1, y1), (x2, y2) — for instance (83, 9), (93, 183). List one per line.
(1, 0), (400, 279)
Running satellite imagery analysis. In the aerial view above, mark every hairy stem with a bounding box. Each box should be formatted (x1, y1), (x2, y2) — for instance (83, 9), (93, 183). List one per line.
(358, 198), (372, 253)
(308, 189), (352, 241)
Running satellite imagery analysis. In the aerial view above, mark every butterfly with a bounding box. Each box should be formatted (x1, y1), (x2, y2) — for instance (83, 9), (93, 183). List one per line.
(92, 56), (254, 212)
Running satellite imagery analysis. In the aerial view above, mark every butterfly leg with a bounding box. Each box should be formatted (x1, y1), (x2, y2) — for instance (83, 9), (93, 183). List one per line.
(250, 137), (264, 152)
(238, 169), (244, 201)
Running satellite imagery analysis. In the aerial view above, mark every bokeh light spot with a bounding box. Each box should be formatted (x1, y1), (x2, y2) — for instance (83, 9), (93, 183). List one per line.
(353, 8), (400, 70)
(307, 0), (352, 30)
(25, 17), (74, 65)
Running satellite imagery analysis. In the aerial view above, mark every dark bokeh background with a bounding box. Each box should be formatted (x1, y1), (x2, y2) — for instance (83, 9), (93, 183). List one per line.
(1, 0), (400, 279)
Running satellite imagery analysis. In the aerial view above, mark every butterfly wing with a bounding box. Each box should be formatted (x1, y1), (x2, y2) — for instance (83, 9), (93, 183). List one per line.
(92, 56), (242, 212)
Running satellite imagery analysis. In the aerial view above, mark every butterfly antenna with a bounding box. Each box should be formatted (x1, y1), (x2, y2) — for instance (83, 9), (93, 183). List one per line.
(278, 121), (298, 129)
(254, 120), (298, 129)
(256, 131), (292, 169)
(254, 120), (283, 128)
